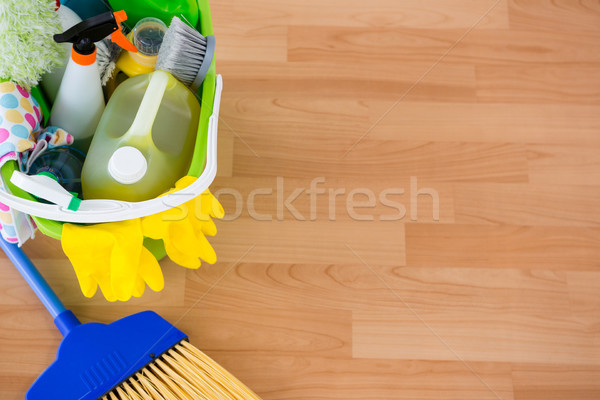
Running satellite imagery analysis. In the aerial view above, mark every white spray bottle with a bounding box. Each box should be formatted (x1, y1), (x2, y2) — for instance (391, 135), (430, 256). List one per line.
(41, 3), (82, 103)
(49, 10), (136, 153)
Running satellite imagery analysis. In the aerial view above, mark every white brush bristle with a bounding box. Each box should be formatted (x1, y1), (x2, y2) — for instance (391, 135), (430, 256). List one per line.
(156, 16), (208, 87)
(102, 341), (262, 400)
(96, 37), (122, 86)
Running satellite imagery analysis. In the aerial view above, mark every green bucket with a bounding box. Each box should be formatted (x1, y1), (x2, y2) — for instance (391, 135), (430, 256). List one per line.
(0, 0), (218, 258)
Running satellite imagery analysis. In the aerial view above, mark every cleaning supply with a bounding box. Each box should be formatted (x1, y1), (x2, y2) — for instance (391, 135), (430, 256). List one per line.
(15, 175), (222, 300)
(61, 176), (222, 301)
(107, 0), (199, 29)
(61, 219), (164, 301)
(0, 80), (44, 245)
(156, 16), (216, 92)
(116, 17), (168, 77)
(15, 131), (80, 210)
(41, 3), (121, 101)
(20, 127), (75, 176)
(0, 79), (75, 246)
(142, 175), (224, 268)
(40, 3), (82, 103)
(82, 70), (201, 202)
(0, 238), (263, 400)
(11, 171), (82, 211)
(0, 81), (40, 158)
(27, 146), (85, 194)
(49, 10), (137, 153)
(0, 74), (222, 224)
(97, 36), (124, 87)
(59, 177), (223, 301)
(0, 0), (222, 251)
(0, 0), (63, 89)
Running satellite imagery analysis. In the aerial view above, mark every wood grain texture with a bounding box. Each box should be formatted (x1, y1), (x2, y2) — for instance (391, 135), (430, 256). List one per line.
(406, 224), (600, 270)
(453, 183), (600, 226)
(353, 308), (599, 364)
(511, 364), (600, 400)
(475, 64), (600, 104)
(366, 102), (600, 145)
(1, 1), (600, 399)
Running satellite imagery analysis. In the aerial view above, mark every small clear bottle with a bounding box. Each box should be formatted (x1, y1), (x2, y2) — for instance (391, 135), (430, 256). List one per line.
(116, 17), (167, 77)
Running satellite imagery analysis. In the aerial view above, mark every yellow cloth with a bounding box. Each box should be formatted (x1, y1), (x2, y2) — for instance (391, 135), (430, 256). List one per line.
(141, 176), (224, 269)
(61, 219), (164, 302)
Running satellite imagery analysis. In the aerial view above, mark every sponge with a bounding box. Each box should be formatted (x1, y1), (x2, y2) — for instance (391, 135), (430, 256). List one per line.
(0, 0), (63, 89)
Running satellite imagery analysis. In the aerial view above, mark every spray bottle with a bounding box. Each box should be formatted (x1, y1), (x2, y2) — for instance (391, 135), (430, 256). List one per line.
(49, 11), (136, 153)
(40, 2), (82, 104)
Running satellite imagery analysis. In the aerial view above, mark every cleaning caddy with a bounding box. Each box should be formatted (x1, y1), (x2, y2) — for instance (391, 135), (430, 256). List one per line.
(0, 0), (223, 301)
(0, 0), (263, 399)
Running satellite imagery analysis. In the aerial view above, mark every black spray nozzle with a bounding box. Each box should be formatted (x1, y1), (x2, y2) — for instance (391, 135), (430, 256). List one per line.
(54, 11), (133, 55)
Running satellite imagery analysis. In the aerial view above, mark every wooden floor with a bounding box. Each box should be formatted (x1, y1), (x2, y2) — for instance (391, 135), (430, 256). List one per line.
(2, 0), (600, 399)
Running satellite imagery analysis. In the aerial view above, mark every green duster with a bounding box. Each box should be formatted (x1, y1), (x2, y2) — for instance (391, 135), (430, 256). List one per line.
(0, 0), (63, 89)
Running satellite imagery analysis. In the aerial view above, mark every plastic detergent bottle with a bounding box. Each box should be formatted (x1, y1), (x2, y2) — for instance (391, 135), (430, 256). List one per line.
(81, 70), (201, 202)
(49, 11), (136, 153)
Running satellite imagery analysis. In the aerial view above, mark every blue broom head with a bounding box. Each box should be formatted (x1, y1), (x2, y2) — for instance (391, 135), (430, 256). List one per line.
(26, 310), (187, 400)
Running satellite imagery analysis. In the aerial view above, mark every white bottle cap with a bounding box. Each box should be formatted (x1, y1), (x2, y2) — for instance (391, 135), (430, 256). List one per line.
(108, 146), (147, 184)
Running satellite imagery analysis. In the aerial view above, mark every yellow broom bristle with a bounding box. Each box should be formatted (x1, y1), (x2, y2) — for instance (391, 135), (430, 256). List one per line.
(102, 341), (262, 400)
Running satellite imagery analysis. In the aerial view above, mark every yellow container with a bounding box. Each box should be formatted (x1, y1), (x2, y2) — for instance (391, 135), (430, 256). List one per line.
(81, 70), (201, 202)
(115, 50), (156, 77)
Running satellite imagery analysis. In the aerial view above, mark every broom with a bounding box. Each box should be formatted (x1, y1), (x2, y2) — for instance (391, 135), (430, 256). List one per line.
(0, 238), (262, 400)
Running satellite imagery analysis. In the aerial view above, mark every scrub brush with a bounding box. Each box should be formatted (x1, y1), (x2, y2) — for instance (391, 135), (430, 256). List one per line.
(97, 36), (123, 85)
(0, 239), (263, 400)
(156, 16), (215, 92)
(0, 0), (63, 89)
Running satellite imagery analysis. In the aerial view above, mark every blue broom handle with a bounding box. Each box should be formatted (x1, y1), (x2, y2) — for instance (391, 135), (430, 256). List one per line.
(0, 239), (80, 335)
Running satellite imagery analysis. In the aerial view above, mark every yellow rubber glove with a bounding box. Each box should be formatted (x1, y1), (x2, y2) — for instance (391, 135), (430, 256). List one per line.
(61, 219), (164, 302)
(141, 176), (224, 269)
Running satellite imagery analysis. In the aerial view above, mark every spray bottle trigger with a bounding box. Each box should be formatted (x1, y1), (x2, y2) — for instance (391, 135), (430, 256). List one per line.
(112, 10), (137, 52)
